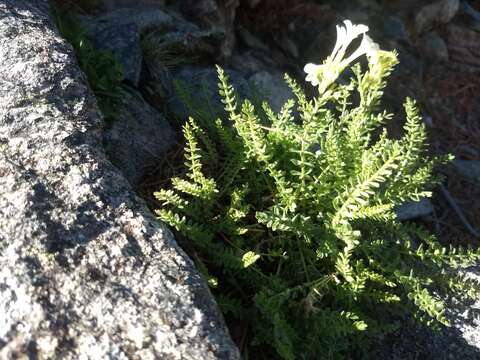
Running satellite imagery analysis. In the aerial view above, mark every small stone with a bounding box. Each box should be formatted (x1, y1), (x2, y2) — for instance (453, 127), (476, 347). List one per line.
(452, 160), (480, 184)
(419, 32), (449, 63)
(179, 0), (240, 58)
(166, 65), (251, 121)
(423, 115), (434, 127)
(237, 27), (269, 52)
(383, 16), (409, 42)
(83, 7), (175, 86)
(395, 198), (434, 220)
(103, 89), (176, 187)
(415, 0), (460, 35)
(248, 71), (294, 113)
(92, 23), (143, 86)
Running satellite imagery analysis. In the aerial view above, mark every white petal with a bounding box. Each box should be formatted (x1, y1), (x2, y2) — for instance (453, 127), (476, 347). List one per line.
(341, 20), (369, 50)
(305, 72), (317, 83)
(353, 24), (369, 38)
(364, 34), (380, 55)
(343, 34), (379, 65)
(303, 63), (319, 74)
(343, 20), (353, 32)
(332, 24), (347, 57)
(345, 20), (368, 39)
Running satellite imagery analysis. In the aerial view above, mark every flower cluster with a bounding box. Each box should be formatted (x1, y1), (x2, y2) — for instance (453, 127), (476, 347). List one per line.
(304, 20), (380, 93)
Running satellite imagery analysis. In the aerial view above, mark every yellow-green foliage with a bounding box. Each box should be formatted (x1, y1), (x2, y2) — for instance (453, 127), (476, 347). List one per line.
(155, 53), (480, 359)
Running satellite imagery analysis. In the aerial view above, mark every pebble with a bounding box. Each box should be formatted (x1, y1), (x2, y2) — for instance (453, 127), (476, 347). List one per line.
(415, 0), (460, 34)
(419, 31), (449, 63)
(395, 198), (434, 220)
(452, 160), (480, 184)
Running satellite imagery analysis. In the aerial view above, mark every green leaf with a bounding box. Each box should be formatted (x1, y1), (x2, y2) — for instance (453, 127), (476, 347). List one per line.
(242, 251), (260, 268)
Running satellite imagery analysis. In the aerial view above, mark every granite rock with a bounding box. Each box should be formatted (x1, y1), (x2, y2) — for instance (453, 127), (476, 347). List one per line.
(419, 31), (449, 63)
(0, 1), (239, 359)
(179, 0), (240, 58)
(415, 0), (460, 34)
(248, 71), (294, 113)
(166, 65), (251, 122)
(92, 22), (143, 86)
(103, 89), (176, 188)
(83, 7), (174, 86)
(452, 160), (480, 184)
(395, 198), (434, 221)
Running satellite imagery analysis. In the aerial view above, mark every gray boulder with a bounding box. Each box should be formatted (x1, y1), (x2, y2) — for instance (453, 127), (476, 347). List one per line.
(84, 6), (225, 87)
(92, 22), (143, 86)
(229, 49), (275, 75)
(97, 0), (167, 12)
(382, 15), (409, 43)
(103, 89), (176, 188)
(167, 65), (251, 123)
(142, 21), (224, 83)
(395, 198), (434, 221)
(248, 71), (294, 113)
(418, 32), (449, 63)
(83, 7), (174, 86)
(179, 0), (240, 59)
(414, 0), (460, 35)
(452, 160), (480, 184)
(372, 267), (480, 359)
(92, 6), (173, 33)
(0, 1), (239, 359)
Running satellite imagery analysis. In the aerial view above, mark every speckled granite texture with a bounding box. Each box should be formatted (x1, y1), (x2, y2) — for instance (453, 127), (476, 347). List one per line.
(0, 1), (239, 358)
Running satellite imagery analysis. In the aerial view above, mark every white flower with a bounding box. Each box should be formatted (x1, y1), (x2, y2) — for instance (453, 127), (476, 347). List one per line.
(304, 63), (322, 86)
(343, 34), (379, 65)
(304, 20), (380, 93)
(331, 20), (369, 64)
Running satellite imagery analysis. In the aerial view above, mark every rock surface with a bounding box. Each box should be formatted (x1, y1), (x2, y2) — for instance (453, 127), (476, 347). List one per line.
(395, 198), (434, 221)
(0, 1), (239, 359)
(91, 6), (173, 34)
(248, 71), (294, 113)
(418, 32), (449, 63)
(452, 160), (480, 184)
(372, 267), (480, 359)
(414, 0), (460, 34)
(103, 89), (176, 187)
(84, 7), (175, 86)
(179, 0), (240, 59)
(98, 0), (166, 12)
(92, 22), (143, 85)
(166, 65), (251, 122)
